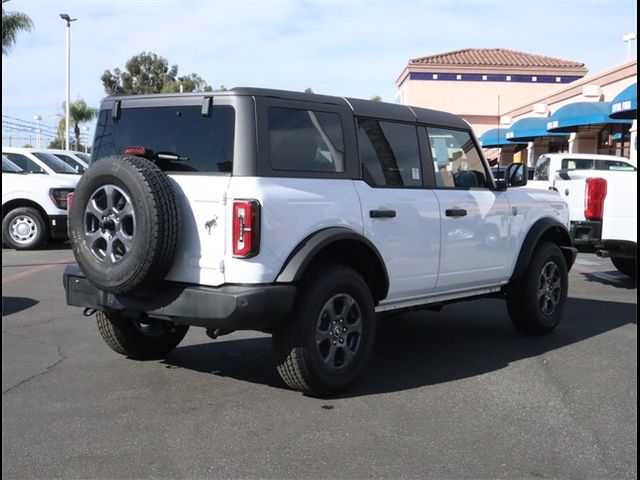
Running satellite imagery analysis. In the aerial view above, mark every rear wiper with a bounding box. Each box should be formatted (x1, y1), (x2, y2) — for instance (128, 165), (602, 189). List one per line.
(155, 151), (190, 162)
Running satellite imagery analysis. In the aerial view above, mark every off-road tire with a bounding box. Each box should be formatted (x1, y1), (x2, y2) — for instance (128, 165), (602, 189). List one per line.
(69, 155), (180, 294)
(273, 263), (376, 397)
(611, 256), (636, 279)
(96, 310), (189, 360)
(507, 242), (568, 334)
(2, 207), (47, 250)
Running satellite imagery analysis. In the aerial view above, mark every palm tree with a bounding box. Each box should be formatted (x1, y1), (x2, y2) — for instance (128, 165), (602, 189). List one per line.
(2, 3), (34, 55)
(59, 99), (98, 150)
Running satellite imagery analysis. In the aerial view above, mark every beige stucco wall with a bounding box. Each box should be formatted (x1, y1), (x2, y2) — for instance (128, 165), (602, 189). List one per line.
(399, 79), (567, 123)
(397, 57), (636, 160)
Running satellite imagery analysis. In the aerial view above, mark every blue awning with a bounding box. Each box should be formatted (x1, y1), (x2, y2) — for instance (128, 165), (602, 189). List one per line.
(547, 101), (632, 133)
(505, 117), (569, 142)
(478, 128), (525, 147)
(609, 83), (637, 119)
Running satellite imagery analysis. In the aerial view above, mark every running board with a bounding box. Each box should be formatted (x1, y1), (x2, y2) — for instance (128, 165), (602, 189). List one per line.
(375, 285), (504, 313)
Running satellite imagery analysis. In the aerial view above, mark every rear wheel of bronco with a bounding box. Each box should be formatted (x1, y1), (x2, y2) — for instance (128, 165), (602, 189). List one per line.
(507, 242), (568, 334)
(69, 155), (180, 294)
(611, 256), (636, 279)
(96, 310), (189, 360)
(273, 264), (376, 397)
(2, 207), (47, 250)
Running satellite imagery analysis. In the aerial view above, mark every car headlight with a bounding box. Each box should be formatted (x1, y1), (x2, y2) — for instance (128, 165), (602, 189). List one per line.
(49, 188), (74, 210)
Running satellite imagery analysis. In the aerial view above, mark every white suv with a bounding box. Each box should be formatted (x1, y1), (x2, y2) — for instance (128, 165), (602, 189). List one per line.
(64, 88), (576, 396)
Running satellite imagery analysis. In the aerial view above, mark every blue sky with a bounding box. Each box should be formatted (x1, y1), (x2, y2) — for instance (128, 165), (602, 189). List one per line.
(2, 0), (638, 145)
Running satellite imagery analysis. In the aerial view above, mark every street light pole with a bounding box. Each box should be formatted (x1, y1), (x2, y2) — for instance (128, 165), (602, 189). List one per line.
(623, 33), (636, 60)
(33, 114), (42, 149)
(59, 13), (77, 151)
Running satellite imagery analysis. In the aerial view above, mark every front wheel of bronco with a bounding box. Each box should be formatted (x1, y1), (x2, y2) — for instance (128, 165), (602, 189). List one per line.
(96, 310), (189, 360)
(273, 264), (376, 397)
(507, 242), (568, 334)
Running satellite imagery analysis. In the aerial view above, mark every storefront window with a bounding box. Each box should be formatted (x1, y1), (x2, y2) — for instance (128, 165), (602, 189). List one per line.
(598, 125), (631, 157)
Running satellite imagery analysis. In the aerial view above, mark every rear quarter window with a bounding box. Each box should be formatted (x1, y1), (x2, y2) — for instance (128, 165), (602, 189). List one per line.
(267, 107), (345, 173)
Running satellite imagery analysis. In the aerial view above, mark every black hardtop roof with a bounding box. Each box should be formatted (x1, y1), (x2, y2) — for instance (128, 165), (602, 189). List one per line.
(102, 87), (469, 129)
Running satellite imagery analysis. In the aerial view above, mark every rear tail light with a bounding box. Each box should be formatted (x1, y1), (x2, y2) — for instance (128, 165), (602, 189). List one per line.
(67, 192), (75, 214)
(584, 177), (607, 221)
(232, 200), (261, 258)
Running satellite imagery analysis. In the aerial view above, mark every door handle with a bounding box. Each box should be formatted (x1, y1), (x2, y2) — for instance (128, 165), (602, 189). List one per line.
(370, 209), (396, 219)
(445, 208), (467, 217)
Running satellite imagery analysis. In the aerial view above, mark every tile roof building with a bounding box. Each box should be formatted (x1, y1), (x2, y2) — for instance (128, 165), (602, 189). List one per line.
(396, 48), (636, 164)
(396, 48), (589, 138)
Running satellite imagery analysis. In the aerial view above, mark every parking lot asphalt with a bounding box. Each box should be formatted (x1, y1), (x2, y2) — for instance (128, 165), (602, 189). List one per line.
(2, 246), (637, 480)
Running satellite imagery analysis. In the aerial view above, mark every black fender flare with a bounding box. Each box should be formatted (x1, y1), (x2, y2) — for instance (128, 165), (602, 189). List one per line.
(511, 217), (576, 281)
(275, 227), (390, 301)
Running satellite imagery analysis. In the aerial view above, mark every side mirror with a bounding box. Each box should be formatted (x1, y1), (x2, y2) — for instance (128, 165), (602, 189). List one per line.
(494, 178), (508, 191)
(505, 162), (528, 187)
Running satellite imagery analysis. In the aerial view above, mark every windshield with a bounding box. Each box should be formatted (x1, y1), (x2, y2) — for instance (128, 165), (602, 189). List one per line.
(53, 153), (87, 173)
(76, 152), (91, 163)
(2, 156), (24, 173)
(32, 152), (78, 174)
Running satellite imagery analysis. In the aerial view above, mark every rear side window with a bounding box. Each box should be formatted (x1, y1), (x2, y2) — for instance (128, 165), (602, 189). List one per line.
(267, 107), (345, 173)
(92, 106), (235, 173)
(561, 158), (594, 170)
(426, 127), (487, 188)
(595, 160), (636, 171)
(357, 119), (421, 187)
(3, 153), (45, 173)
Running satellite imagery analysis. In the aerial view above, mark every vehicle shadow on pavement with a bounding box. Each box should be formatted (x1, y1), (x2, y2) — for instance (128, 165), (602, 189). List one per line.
(162, 297), (636, 397)
(580, 270), (637, 289)
(2, 296), (39, 316)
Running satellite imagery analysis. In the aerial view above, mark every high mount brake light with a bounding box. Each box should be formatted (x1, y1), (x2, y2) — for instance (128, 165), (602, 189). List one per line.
(232, 200), (261, 258)
(124, 146), (151, 157)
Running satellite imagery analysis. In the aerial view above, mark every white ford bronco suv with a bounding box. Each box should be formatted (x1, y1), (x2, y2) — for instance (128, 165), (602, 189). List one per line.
(64, 88), (576, 396)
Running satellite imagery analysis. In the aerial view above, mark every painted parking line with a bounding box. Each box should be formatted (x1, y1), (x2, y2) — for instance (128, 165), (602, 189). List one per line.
(574, 258), (602, 266)
(2, 258), (74, 285)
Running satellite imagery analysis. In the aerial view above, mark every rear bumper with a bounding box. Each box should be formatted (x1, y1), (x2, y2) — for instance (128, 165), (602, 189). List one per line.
(63, 265), (297, 332)
(570, 220), (602, 249)
(48, 215), (68, 239)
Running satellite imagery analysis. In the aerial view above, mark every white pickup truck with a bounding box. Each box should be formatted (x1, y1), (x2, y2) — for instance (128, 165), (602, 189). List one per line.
(2, 155), (77, 249)
(528, 153), (636, 252)
(598, 173), (637, 278)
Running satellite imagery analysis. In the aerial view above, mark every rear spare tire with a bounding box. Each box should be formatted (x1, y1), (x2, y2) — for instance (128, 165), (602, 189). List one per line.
(69, 155), (180, 294)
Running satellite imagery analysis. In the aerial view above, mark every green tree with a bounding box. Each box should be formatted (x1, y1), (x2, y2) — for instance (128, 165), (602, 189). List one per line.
(304, 87), (314, 94)
(58, 98), (98, 150)
(370, 95), (382, 102)
(101, 52), (215, 95)
(162, 73), (213, 93)
(2, 3), (34, 55)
